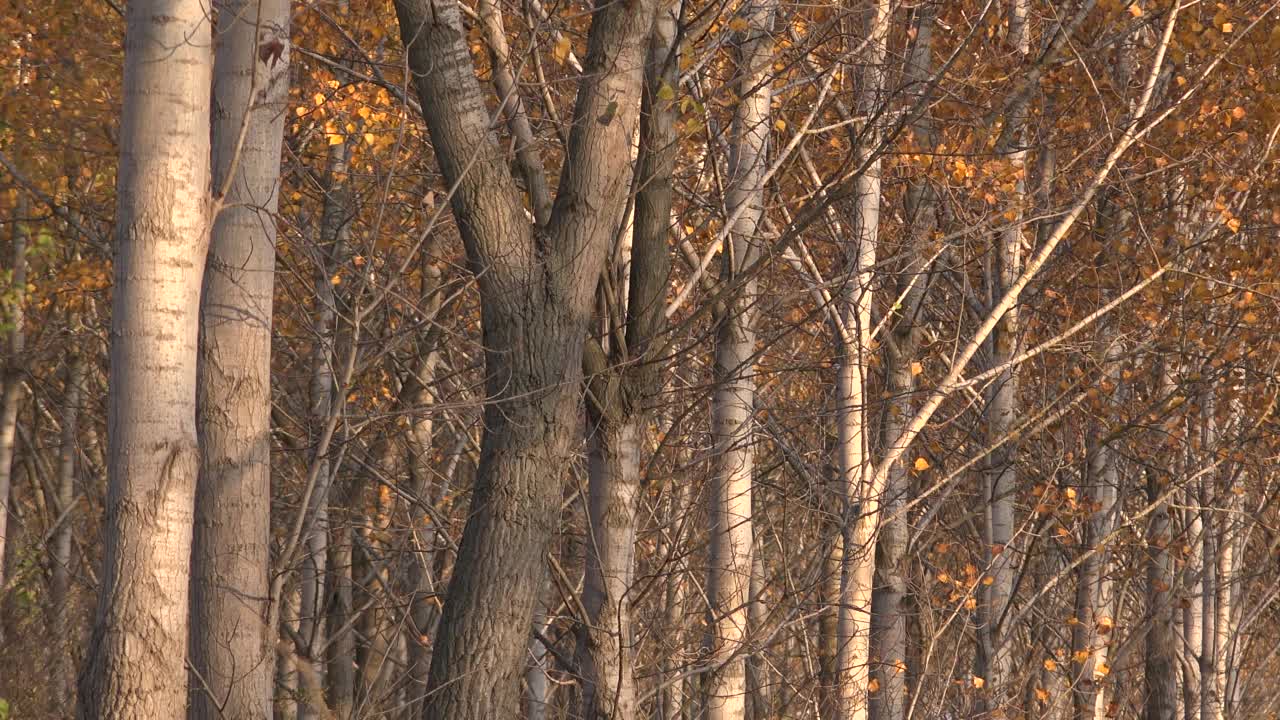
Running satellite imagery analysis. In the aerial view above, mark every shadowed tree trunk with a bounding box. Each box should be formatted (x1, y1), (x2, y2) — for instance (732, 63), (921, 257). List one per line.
(393, 0), (660, 713)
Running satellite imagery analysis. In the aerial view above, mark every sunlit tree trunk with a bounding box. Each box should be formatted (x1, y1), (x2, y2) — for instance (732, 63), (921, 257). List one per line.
(834, 2), (888, 719)
(976, 0), (1028, 711)
(870, 7), (934, 720)
(77, 0), (212, 715)
(190, 2), (289, 717)
(705, 2), (774, 717)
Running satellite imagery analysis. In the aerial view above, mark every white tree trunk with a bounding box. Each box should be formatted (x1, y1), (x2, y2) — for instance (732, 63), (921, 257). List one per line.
(705, 1), (773, 717)
(835, 2), (888, 719)
(190, 2), (289, 717)
(977, 0), (1028, 711)
(78, 0), (212, 715)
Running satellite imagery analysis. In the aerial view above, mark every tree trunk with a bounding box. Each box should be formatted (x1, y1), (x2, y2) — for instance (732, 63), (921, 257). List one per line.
(835, 2), (888, 719)
(190, 2), (289, 717)
(51, 346), (83, 713)
(705, 2), (774, 716)
(78, 0), (212, 715)
(577, 4), (680, 715)
(393, 0), (659, 714)
(870, 7), (934, 720)
(0, 196), (28, 608)
(977, 0), (1028, 711)
(1144, 467), (1177, 720)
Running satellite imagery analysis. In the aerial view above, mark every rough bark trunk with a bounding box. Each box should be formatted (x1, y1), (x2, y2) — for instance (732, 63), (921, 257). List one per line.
(190, 2), (289, 717)
(78, 0), (212, 715)
(393, 0), (660, 714)
(705, 2), (774, 716)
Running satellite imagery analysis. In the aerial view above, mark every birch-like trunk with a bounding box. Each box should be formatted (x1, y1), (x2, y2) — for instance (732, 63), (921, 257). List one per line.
(835, 2), (888, 719)
(705, 2), (773, 717)
(78, 0), (212, 715)
(870, 7), (934, 720)
(577, 5), (680, 716)
(190, 2), (289, 717)
(976, 0), (1028, 710)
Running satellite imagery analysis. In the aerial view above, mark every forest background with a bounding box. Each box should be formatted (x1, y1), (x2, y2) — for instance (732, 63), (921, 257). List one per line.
(1, 0), (1280, 719)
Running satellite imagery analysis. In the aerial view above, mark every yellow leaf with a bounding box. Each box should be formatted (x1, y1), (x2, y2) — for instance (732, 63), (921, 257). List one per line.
(1221, 22), (1233, 33)
(1035, 687), (1050, 702)
(313, 92), (326, 107)
(911, 361), (924, 376)
(971, 675), (985, 689)
(295, 106), (308, 116)
(1073, 650), (1090, 664)
(1227, 218), (1242, 233)
(914, 457), (930, 472)
(363, 133), (376, 145)
(964, 597), (977, 610)
(331, 273), (342, 285)
(1243, 311), (1258, 323)
(1128, 3), (1143, 16)
(1094, 662), (1111, 678)
(1043, 658), (1058, 671)
(982, 575), (994, 586)
(868, 677), (881, 693)
(327, 133), (344, 146)
(553, 35), (572, 65)
(774, 118), (787, 132)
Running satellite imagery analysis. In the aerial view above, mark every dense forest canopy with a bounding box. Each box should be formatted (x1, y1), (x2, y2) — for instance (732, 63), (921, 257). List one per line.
(1, 0), (1279, 719)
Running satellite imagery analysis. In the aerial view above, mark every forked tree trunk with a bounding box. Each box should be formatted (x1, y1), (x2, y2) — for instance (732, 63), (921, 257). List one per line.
(190, 2), (289, 717)
(78, 0), (212, 715)
(576, 5), (680, 717)
(393, 0), (659, 714)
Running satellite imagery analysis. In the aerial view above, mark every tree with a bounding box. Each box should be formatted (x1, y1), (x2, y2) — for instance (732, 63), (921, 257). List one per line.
(392, 0), (661, 713)
(77, 0), (213, 716)
(189, 1), (290, 718)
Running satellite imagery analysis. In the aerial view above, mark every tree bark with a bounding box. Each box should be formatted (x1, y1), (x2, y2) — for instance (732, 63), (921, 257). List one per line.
(1144, 467), (1177, 720)
(976, 0), (1028, 711)
(834, 2), (888, 719)
(704, 2), (774, 717)
(393, 0), (659, 714)
(78, 0), (212, 715)
(870, 7), (934, 720)
(190, 2), (289, 717)
(51, 346), (83, 713)
(576, 5), (680, 716)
